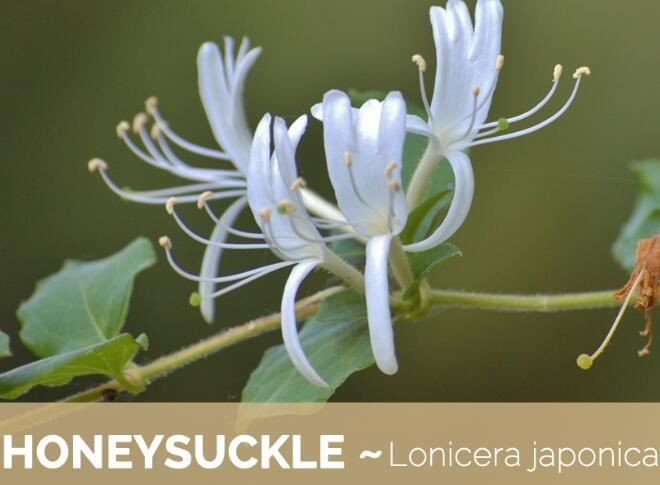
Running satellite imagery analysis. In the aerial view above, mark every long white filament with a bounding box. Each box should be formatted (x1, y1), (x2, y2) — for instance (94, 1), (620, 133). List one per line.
(470, 74), (584, 148)
(149, 106), (230, 160)
(96, 168), (245, 205)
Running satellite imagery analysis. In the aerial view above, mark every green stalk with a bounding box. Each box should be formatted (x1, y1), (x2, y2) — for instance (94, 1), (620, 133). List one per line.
(61, 286), (619, 403)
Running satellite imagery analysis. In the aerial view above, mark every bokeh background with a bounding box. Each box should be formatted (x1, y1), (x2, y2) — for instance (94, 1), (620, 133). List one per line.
(0, 0), (658, 401)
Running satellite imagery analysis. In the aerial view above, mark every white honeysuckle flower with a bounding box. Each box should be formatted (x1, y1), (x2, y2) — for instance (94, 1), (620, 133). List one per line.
(404, 0), (590, 252)
(247, 113), (366, 387)
(89, 37), (261, 323)
(159, 113), (364, 388)
(316, 89), (409, 376)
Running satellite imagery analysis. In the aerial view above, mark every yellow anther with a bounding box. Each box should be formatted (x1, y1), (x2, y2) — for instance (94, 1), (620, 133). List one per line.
(165, 197), (177, 215)
(116, 121), (130, 138)
(158, 236), (172, 250)
(388, 180), (401, 192)
(260, 207), (272, 223)
(289, 177), (307, 192)
(573, 66), (592, 79)
(145, 96), (159, 115)
(496, 55), (505, 71)
(150, 123), (162, 140)
(553, 64), (564, 81)
(132, 113), (149, 134)
(411, 54), (427, 72)
(197, 191), (213, 210)
(87, 158), (108, 172)
(384, 161), (397, 177)
(343, 151), (353, 167)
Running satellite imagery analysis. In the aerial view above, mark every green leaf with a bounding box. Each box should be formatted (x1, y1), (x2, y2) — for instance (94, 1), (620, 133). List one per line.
(329, 238), (365, 266)
(0, 333), (148, 400)
(242, 290), (374, 403)
(17, 238), (156, 358)
(0, 331), (11, 358)
(404, 243), (462, 299)
(612, 160), (660, 271)
(400, 189), (452, 244)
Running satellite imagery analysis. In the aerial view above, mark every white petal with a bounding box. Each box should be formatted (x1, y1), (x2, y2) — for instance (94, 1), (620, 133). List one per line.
(429, 6), (472, 124)
(199, 195), (249, 322)
(365, 235), (398, 375)
(197, 41), (260, 172)
(287, 114), (309, 148)
(378, 92), (407, 166)
(310, 102), (324, 121)
(448, 0), (474, 44)
(281, 260), (328, 387)
(322, 91), (370, 227)
(321, 90), (409, 236)
(273, 115), (307, 190)
(247, 114), (323, 261)
(246, 114), (273, 232)
(406, 114), (434, 137)
(470, 0), (503, 63)
(403, 150), (474, 252)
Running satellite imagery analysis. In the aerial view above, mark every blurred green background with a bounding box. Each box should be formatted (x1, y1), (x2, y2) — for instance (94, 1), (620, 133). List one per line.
(0, 0), (658, 401)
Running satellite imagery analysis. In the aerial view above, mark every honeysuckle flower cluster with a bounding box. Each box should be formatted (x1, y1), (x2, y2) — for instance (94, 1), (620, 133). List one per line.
(89, 0), (590, 386)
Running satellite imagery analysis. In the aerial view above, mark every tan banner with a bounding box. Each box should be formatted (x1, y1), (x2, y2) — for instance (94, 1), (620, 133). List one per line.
(1, 403), (660, 484)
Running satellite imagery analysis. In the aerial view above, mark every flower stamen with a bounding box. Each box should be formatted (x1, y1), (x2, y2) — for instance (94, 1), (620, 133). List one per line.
(166, 197), (270, 249)
(160, 235), (294, 284)
(469, 66), (591, 148)
(145, 97), (229, 160)
(577, 269), (645, 370)
(412, 54), (432, 120)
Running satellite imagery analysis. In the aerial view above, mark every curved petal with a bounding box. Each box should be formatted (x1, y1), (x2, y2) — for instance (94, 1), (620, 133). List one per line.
(310, 102), (324, 121)
(199, 195), (249, 322)
(281, 260), (328, 387)
(403, 151), (474, 252)
(365, 235), (398, 375)
(406, 114), (434, 138)
(246, 114), (273, 233)
(197, 41), (260, 172)
(428, 0), (502, 139)
(287, 114), (309, 149)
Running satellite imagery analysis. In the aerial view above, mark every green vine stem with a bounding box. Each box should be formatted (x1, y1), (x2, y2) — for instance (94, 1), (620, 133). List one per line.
(427, 289), (618, 312)
(61, 287), (619, 403)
